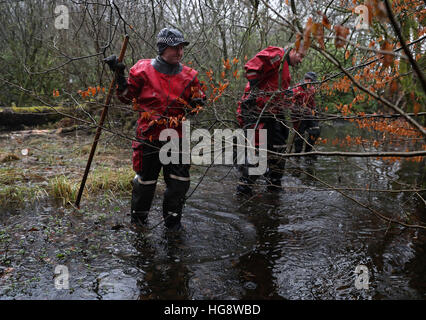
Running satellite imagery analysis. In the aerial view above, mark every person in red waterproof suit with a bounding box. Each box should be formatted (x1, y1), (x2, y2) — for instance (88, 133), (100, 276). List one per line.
(236, 46), (305, 196)
(291, 72), (320, 155)
(104, 28), (205, 231)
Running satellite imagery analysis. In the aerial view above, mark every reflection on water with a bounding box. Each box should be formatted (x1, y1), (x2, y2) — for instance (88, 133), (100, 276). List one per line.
(0, 124), (425, 299)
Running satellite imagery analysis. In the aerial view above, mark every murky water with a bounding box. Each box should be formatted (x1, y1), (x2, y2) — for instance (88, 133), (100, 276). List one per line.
(0, 123), (425, 299)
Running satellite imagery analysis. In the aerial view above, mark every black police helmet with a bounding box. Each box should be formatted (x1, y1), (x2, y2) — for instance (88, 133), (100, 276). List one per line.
(157, 28), (189, 55)
(304, 71), (317, 82)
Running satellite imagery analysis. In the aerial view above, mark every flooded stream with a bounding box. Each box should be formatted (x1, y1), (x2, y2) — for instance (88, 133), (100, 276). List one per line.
(0, 123), (425, 300)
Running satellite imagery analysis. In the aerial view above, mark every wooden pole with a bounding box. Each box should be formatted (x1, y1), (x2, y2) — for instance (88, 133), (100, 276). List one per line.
(75, 35), (129, 208)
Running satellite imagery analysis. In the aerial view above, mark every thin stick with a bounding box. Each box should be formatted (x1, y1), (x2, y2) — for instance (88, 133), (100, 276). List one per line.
(75, 34), (129, 208)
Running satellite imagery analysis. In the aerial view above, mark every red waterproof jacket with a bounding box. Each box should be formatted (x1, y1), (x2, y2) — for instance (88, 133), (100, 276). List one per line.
(236, 46), (291, 127)
(118, 59), (205, 145)
(291, 83), (317, 127)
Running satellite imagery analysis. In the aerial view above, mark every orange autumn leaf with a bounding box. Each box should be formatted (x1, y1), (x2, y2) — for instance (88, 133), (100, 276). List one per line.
(169, 117), (179, 127)
(313, 23), (325, 49)
(303, 17), (313, 52)
(390, 79), (398, 93)
(220, 81), (229, 91)
(141, 111), (151, 120)
(176, 97), (189, 106)
(345, 50), (350, 60)
(132, 98), (139, 111)
(232, 57), (239, 65)
(365, 0), (387, 22)
(295, 33), (302, 53)
(205, 69), (213, 80)
(321, 12), (332, 30)
(223, 58), (231, 70)
(413, 102), (421, 115)
(380, 41), (393, 68)
(221, 71), (225, 79)
(334, 25), (350, 48)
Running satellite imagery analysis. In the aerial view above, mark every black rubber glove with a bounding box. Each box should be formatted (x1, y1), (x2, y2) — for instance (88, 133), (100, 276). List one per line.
(103, 54), (127, 91)
(240, 94), (258, 126)
(283, 89), (293, 98)
(189, 97), (205, 108)
(249, 78), (259, 88)
(103, 55), (126, 73)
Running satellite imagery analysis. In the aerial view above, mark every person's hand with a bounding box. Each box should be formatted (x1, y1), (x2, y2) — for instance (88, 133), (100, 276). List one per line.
(189, 97), (205, 108)
(283, 89), (293, 98)
(103, 54), (126, 73)
(103, 54), (127, 92)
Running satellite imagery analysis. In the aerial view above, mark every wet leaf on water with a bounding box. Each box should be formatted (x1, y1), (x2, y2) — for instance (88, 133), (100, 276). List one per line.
(0, 267), (14, 279)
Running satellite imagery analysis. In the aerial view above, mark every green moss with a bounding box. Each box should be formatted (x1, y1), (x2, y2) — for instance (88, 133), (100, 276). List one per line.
(8, 106), (66, 113)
